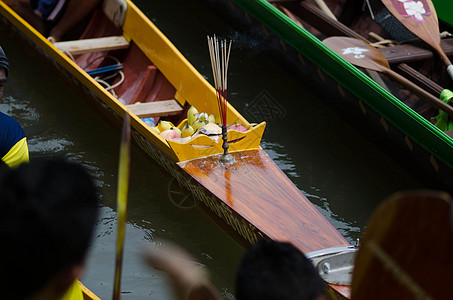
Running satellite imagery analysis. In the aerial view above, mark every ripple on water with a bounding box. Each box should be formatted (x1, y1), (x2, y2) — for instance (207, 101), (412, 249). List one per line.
(260, 141), (299, 178)
(27, 137), (74, 154)
(0, 96), (39, 124)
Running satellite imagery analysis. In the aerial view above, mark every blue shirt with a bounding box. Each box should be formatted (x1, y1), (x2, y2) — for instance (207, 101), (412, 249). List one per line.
(0, 111), (29, 167)
(36, 0), (59, 18)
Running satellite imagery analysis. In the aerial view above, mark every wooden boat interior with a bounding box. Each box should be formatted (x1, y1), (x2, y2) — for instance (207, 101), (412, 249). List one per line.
(46, 2), (266, 162)
(269, 0), (453, 128)
(55, 8), (184, 126)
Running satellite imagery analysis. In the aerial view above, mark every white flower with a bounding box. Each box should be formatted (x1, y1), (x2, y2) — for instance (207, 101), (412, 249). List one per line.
(401, 1), (426, 21)
(342, 47), (368, 58)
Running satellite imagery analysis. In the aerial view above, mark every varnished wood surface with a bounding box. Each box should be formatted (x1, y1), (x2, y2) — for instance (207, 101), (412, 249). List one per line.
(178, 149), (349, 253)
(352, 190), (453, 299)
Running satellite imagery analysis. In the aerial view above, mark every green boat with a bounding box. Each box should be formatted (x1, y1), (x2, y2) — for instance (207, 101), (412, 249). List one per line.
(202, 0), (453, 192)
(433, 0), (453, 27)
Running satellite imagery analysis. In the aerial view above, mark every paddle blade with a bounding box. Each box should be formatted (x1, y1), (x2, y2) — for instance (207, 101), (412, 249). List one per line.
(112, 113), (131, 300)
(352, 190), (453, 300)
(381, 0), (439, 47)
(323, 36), (390, 71)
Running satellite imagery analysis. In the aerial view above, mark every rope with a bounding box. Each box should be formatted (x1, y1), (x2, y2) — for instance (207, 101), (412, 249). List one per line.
(82, 55), (121, 70)
(368, 32), (396, 48)
(95, 78), (117, 97)
(93, 70), (125, 98)
(48, 37), (126, 98)
(431, 89), (453, 131)
(83, 55), (124, 98)
(441, 31), (452, 39)
(48, 36), (76, 61)
(369, 40), (395, 48)
(104, 70), (125, 92)
(441, 89), (453, 102)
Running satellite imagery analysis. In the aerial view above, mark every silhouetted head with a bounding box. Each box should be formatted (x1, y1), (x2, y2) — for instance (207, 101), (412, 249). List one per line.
(236, 239), (325, 300)
(0, 157), (99, 299)
(0, 46), (9, 77)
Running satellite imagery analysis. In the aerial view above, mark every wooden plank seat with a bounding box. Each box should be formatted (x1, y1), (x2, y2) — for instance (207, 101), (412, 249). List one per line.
(54, 36), (129, 55)
(380, 39), (453, 65)
(125, 100), (183, 118)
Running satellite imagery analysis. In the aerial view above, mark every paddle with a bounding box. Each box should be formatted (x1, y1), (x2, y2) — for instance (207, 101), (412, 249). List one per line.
(112, 113), (131, 300)
(323, 36), (453, 118)
(275, 4), (305, 27)
(380, 0), (453, 80)
(351, 190), (453, 299)
(146, 241), (222, 300)
(314, 0), (337, 21)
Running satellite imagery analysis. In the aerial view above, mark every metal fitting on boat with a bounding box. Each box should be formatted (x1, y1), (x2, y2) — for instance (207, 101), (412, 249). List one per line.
(306, 245), (358, 285)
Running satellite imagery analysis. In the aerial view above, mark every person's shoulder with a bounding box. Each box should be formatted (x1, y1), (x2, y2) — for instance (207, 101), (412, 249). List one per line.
(0, 111), (25, 132)
(0, 111), (26, 152)
(0, 111), (20, 124)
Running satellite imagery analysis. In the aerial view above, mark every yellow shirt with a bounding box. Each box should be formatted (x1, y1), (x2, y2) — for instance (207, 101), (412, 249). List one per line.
(2, 137), (29, 167)
(60, 280), (84, 300)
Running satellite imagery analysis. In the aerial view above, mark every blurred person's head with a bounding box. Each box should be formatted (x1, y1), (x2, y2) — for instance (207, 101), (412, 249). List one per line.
(236, 239), (325, 300)
(0, 157), (99, 300)
(0, 46), (9, 100)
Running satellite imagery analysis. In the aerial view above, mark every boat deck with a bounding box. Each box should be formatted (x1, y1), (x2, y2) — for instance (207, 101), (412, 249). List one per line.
(179, 149), (349, 253)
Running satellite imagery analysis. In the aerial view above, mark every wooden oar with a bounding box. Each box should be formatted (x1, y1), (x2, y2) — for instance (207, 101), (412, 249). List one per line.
(146, 241), (222, 300)
(323, 36), (453, 118)
(351, 190), (453, 299)
(275, 4), (305, 28)
(314, 0), (337, 21)
(112, 113), (131, 300)
(380, 0), (453, 80)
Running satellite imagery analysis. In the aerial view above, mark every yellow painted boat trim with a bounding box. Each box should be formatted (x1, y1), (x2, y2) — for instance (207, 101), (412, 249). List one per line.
(79, 281), (101, 300)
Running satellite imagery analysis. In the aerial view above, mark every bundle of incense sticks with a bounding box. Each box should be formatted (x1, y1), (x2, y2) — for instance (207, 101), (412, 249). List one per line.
(207, 35), (232, 128)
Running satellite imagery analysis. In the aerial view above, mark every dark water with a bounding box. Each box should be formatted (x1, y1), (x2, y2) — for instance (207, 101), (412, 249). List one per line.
(0, 0), (425, 299)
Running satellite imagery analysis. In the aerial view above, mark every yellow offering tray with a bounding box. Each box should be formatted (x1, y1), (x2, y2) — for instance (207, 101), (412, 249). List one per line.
(167, 121), (266, 161)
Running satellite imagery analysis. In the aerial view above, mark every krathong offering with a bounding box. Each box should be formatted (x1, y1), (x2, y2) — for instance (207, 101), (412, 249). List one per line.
(207, 35), (234, 163)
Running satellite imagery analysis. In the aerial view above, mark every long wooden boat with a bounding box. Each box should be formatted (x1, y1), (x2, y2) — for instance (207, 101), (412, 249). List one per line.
(0, 0), (353, 298)
(200, 0), (453, 193)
